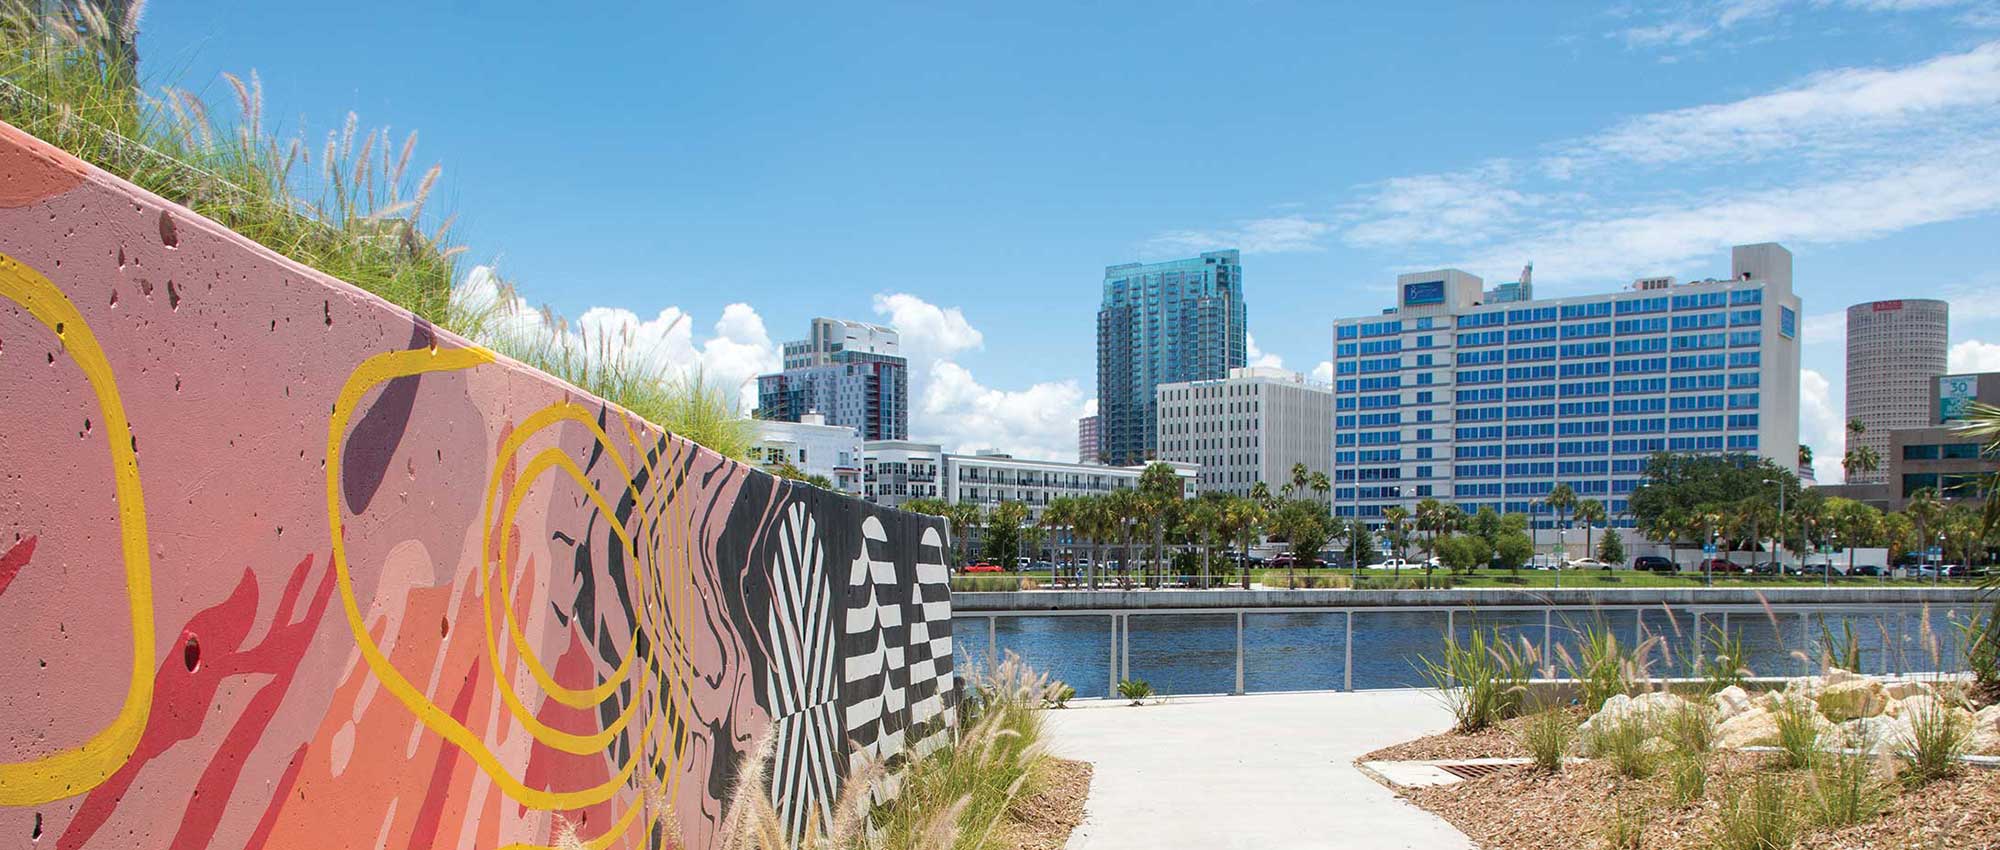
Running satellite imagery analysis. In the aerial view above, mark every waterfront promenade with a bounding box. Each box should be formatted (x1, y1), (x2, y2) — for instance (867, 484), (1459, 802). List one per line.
(1044, 690), (1471, 850)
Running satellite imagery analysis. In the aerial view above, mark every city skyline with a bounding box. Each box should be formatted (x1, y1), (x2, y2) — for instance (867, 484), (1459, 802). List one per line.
(136, 3), (2000, 473)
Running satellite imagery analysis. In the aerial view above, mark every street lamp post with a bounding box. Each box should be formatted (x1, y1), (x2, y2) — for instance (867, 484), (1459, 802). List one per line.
(1935, 531), (1946, 586)
(1556, 525), (1567, 590)
(1826, 531), (1838, 587)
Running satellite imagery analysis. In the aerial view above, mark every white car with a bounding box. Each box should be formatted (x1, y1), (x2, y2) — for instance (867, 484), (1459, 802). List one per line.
(1365, 558), (1438, 570)
(1568, 558), (1610, 569)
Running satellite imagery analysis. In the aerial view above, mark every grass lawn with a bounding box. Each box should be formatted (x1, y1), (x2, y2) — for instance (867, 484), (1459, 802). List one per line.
(1249, 566), (1983, 589)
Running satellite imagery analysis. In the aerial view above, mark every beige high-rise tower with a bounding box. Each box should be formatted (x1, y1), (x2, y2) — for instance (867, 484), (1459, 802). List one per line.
(1845, 299), (1949, 483)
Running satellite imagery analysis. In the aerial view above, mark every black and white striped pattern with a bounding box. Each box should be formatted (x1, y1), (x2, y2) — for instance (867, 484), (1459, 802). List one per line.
(765, 502), (842, 840)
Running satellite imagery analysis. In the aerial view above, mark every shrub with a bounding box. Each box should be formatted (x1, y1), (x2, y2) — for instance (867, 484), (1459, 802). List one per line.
(1807, 728), (1887, 828)
(1117, 679), (1154, 705)
(1043, 683), (1075, 709)
(1711, 774), (1798, 850)
(1772, 696), (1823, 770)
(1414, 628), (1531, 732)
(1956, 605), (1999, 698)
(1817, 618), (1863, 673)
(1518, 707), (1574, 772)
(1897, 698), (1971, 786)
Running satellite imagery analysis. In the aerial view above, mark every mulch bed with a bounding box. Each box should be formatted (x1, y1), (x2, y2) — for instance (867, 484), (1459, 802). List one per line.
(1007, 757), (1093, 850)
(1380, 746), (2000, 850)
(1360, 712), (1544, 763)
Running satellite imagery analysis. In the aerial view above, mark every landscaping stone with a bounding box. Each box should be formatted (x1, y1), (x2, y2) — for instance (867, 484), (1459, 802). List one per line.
(1711, 685), (1752, 721)
(1824, 666), (1860, 687)
(1883, 679), (1930, 701)
(1716, 705), (1780, 748)
(1817, 677), (1889, 721)
(1838, 715), (1908, 752)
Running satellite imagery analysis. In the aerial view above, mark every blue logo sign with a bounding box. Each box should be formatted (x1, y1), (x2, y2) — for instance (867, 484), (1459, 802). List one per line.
(1403, 280), (1445, 306)
(1703, 544), (1717, 555)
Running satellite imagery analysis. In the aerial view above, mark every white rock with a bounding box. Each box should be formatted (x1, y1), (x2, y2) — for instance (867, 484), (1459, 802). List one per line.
(1717, 706), (1780, 749)
(1818, 678), (1889, 721)
(1838, 716), (1904, 752)
(1824, 667), (1860, 687)
(1712, 686), (1753, 721)
(1883, 680), (1929, 701)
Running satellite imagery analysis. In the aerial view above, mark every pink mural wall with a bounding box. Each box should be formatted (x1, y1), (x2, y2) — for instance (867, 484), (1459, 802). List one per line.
(0, 120), (958, 849)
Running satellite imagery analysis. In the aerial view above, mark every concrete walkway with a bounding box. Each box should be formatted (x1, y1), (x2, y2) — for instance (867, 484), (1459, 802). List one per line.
(1042, 690), (1474, 850)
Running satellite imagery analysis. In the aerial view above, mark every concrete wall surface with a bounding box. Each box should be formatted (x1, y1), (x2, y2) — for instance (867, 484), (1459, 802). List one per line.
(0, 120), (957, 849)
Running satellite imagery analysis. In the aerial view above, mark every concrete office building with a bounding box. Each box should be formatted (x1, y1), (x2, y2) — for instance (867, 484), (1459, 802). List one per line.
(1883, 372), (1999, 510)
(1156, 366), (1333, 499)
(1845, 299), (1949, 484)
(1097, 250), (1248, 467)
(1330, 243), (1802, 528)
(757, 318), (908, 441)
(1078, 414), (1101, 464)
(753, 413), (864, 494)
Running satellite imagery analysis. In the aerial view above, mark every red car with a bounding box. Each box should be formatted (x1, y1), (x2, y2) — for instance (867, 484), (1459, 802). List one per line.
(962, 562), (1004, 573)
(1698, 558), (1745, 574)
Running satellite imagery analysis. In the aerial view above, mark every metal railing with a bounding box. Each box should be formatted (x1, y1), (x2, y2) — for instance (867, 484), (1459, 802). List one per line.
(954, 602), (1985, 700)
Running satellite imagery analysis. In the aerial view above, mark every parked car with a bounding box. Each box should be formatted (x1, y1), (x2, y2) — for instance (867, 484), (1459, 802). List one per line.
(962, 562), (1004, 573)
(1632, 555), (1677, 573)
(1569, 557), (1610, 570)
(1915, 563), (1966, 578)
(1270, 553), (1323, 568)
(1847, 564), (1885, 577)
(1698, 558), (1745, 574)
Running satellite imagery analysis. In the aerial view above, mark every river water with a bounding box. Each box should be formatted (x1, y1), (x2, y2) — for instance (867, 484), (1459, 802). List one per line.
(952, 603), (1986, 700)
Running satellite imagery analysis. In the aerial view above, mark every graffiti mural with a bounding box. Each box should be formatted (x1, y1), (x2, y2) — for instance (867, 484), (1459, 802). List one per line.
(0, 119), (955, 849)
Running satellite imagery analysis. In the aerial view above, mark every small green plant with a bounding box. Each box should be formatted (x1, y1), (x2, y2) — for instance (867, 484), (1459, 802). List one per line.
(1700, 625), (1751, 695)
(1955, 605), (1999, 699)
(1663, 701), (1716, 755)
(1414, 628), (1532, 732)
(1518, 707), (1574, 772)
(1897, 697), (1971, 785)
(1817, 617), (1863, 673)
(1583, 714), (1658, 780)
(1711, 774), (1798, 850)
(1043, 682), (1076, 709)
(1667, 750), (1708, 806)
(1806, 728), (1887, 828)
(1602, 795), (1648, 850)
(1117, 678), (1154, 705)
(1772, 695), (1823, 770)
(1562, 626), (1637, 712)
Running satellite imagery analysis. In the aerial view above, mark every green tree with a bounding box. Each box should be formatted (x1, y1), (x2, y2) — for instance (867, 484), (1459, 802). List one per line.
(1041, 496), (1079, 571)
(1597, 527), (1625, 565)
(1630, 452), (1799, 537)
(1469, 506), (1503, 550)
(942, 502), (980, 565)
(1346, 517), (1379, 570)
(1575, 498), (1606, 565)
(1827, 497), (1882, 575)
(1271, 499), (1332, 587)
(1221, 496), (1267, 590)
(1075, 495), (1111, 590)
(1494, 530), (1535, 570)
(1842, 418), (1880, 482)
(1381, 505), (1413, 576)
(1186, 498), (1223, 588)
(1105, 488), (1143, 589)
(1436, 533), (1490, 574)
(982, 501), (1029, 565)
(1138, 462), (1186, 587)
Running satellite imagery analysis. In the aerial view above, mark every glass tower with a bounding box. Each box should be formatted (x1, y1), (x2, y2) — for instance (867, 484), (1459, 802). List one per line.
(1096, 250), (1247, 467)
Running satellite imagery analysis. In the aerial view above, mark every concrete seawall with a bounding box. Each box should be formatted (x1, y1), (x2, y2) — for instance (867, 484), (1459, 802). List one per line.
(955, 586), (1992, 611)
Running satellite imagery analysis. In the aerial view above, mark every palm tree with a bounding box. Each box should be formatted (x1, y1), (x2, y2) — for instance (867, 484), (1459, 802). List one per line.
(1042, 496), (1079, 582)
(1543, 483), (1577, 564)
(1575, 499), (1606, 566)
(1221, 496), (1266, 590)
(1105, 488), (1142, 590)
(1415, 498), (1446, 571)
(1138, 463), (1185, 587)
(1798, 443), (1813, 471)
(1381, 505), (1412, 578)
(1187, 499), (1222, 588)
(1075, 495), (1110, 591)
(1250, 480), (1273, 510)
(1906, 486), (1944, 579)
(1843, 418), (1880, 482)
(934, 501), (979, 566)
(1310, 470), (1331, 506)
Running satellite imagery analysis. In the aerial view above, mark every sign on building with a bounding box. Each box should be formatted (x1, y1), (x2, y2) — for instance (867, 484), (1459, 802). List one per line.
(1939, 374), (1979, 422)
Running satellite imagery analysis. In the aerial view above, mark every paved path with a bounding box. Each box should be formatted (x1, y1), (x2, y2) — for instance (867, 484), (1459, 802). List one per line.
(1042, 690), (1474, 850)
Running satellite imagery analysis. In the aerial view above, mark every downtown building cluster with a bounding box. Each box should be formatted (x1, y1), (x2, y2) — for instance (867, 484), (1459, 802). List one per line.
(750, 239), (1996, 546)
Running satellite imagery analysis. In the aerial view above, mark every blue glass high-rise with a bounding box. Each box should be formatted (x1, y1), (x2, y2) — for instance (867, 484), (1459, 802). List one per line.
(1097, 250), (1247, 467)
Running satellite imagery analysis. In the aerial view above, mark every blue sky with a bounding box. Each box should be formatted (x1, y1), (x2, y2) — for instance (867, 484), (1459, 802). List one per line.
(139, 1), (2000, 475)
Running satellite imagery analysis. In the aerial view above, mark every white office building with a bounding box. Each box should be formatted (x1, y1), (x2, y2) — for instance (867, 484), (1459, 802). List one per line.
(753, 414), (864, 494)
(862, 442), (1195, 515)
(1156, 366), (1333, 499)
(1330, 243), (1802, 528)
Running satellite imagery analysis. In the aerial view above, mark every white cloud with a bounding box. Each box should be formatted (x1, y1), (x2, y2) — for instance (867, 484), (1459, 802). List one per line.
(1246, 334), (1285, 369)
(1949, 338), (2000, 371)
(872, 293), (1091, 460)
(1341, 162), (1548, 248)
(1801, 310), (1846, 347)
(1613, 0), (1967, 49)
(1149, 214), (1334, 255)
(1309, 360), (1334, 383)
(871, 292), (983, 363)
(458, 265), (779, 410)
(1800, 368), (1849, 482)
